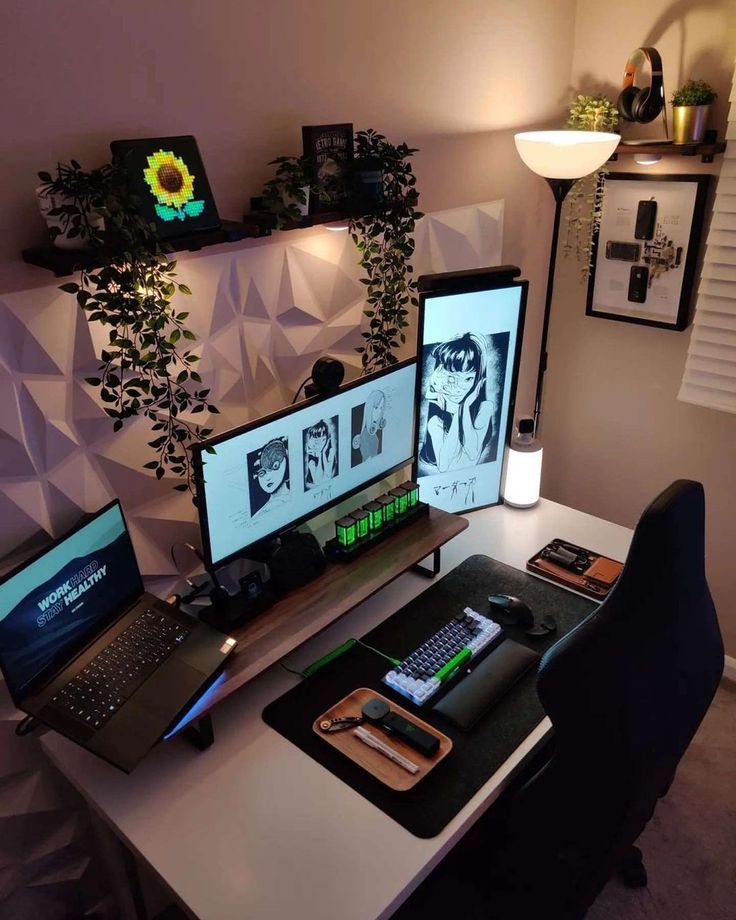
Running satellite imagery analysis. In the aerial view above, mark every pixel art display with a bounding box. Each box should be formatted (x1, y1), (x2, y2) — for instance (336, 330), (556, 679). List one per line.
(143, 149), (205, 222)
(110, 135), (221, 239)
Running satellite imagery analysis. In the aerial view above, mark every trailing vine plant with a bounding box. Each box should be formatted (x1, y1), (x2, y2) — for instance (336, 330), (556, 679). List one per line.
(349, 130), (423, 373)
(561, 94), (619, 281)
(38, 161), (218, 494)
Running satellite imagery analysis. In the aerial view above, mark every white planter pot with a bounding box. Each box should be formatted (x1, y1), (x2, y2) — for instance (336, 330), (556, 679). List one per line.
(35, 186), (104, 250)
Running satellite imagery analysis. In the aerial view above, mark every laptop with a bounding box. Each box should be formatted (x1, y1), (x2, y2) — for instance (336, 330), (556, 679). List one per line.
(0, 500), (236, 773)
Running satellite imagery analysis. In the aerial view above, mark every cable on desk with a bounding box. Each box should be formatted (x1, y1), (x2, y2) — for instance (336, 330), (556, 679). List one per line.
(281, 637), (400, 681)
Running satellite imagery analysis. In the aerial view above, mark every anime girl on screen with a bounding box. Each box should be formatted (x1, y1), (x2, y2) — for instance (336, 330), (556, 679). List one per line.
(419, 332), (505, 474)
(303, 417), (338, 490)
(247, 437), (290, 519)
(351, 389), (386, 467)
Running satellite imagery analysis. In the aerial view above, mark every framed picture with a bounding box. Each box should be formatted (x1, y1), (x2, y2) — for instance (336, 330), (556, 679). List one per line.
(110, 135), (221, 240)
(302, 123), (353, 214)
(413, 268), (527, 515)
(586, 173), (710, 330)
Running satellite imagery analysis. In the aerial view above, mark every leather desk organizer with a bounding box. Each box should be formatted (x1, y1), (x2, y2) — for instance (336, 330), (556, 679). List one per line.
(527, 538), (624, 600)
(313, 688), (452, 792)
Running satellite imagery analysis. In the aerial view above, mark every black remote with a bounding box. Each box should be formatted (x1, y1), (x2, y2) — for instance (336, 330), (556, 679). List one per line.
(362, 698), (439, 757)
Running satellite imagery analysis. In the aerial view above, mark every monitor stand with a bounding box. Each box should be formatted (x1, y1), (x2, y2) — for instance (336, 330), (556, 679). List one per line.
(174, 505), (468, 742)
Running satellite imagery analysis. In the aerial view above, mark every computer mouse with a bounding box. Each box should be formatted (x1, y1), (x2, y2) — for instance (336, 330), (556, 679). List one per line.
(487, 594), (535, 629)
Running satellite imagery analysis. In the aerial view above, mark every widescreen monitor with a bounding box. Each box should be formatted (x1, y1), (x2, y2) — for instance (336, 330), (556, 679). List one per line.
(193, 360), (418, 569)
(414, 267), (527, 515)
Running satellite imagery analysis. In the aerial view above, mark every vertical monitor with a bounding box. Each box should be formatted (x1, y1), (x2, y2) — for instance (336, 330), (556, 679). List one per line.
(193, 360), (418, 569)
(414, 270), (527, 514)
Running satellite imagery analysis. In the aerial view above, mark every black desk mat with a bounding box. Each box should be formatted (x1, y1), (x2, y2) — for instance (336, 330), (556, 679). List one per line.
(262, 554), (596, 838)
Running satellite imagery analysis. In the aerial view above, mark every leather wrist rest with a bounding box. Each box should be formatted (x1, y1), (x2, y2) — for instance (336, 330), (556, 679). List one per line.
(431, 639), (540, 731)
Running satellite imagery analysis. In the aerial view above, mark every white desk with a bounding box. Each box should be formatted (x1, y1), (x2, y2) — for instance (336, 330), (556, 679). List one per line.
(41, 500), (632, 920)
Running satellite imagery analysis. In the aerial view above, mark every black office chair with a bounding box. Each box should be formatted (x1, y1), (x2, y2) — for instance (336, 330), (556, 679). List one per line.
(393, 480), (724, 920)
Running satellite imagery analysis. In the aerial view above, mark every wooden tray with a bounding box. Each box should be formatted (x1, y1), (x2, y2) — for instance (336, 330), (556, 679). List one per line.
(313, 688), (452, 792)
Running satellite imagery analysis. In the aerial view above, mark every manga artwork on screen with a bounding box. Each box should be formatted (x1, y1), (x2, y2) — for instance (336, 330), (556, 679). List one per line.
(351, 389), (387, 467)
(302, 417), (339, 491)
(246, 437), (291, 519)
(417, 332), (509, 477)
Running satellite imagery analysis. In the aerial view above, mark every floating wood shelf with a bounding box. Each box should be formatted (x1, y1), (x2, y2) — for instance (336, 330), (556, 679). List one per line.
(21, 219), (262, 277)
(242, 208), (349, 234)
(611, 140), (727, 164)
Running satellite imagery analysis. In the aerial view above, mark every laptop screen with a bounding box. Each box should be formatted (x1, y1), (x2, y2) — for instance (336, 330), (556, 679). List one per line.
(0, 502), (144, 701)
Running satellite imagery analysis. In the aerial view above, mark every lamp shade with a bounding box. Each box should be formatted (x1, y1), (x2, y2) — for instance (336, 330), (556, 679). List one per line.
(514, 131), (620, 179)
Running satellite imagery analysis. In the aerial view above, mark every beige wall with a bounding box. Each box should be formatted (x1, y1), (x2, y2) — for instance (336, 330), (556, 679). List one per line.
(541, 0), (736, 655)
(0, 0), (580, 414)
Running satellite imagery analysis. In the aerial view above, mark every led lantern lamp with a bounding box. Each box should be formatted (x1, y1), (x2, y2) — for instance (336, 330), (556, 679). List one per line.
(503, 417), (543, 509)
(514, 131), (619, 432)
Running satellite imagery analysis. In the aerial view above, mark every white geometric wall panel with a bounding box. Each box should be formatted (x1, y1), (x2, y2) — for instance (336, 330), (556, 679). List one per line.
(0, 201), (503, 585)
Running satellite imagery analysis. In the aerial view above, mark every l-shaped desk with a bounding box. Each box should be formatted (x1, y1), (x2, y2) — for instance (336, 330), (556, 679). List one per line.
(41, 499), (633, 920)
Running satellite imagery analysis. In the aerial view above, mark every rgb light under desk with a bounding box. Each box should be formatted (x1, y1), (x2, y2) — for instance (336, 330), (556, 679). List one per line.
(194, 361), (418, 567)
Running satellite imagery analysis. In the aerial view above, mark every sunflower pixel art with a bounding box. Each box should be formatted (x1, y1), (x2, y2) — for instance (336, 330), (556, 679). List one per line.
(143, 149), (205, 221)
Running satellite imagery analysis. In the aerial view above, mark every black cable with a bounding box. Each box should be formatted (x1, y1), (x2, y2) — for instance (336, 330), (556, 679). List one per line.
(291, 376), (312, 405)
(279, 661), (307, 678)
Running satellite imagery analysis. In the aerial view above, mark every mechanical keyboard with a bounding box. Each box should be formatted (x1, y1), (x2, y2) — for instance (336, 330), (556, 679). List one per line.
(383, 607), (503, 705)
(49, 609), (191, 730)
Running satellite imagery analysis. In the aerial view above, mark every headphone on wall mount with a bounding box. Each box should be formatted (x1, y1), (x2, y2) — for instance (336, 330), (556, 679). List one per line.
(617, 47), (667, 129)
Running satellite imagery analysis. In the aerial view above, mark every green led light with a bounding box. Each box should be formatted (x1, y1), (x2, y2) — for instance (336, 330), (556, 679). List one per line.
(336, 517), (357, 547)
(350, 510), (370, 539)
(377, 495), (395, 523)
(401, 481), (419, 507)
(389, 487), (408, 516)
(363, 502), (383, 531)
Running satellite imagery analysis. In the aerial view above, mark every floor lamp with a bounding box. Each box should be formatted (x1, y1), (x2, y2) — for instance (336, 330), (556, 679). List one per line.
(514, 131), (620, 433)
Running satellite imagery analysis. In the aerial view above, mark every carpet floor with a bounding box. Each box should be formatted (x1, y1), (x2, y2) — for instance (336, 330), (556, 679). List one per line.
(587, 680), (736, 920)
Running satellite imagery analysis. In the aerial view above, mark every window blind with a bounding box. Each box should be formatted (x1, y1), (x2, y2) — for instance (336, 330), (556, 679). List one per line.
(678, 62), (736, 413)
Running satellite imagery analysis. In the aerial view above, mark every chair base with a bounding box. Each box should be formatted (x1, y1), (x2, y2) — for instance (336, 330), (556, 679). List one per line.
(618, 845), (648, 888)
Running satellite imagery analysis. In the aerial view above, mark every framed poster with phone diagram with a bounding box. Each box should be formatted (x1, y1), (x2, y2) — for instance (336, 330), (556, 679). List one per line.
(586, 173), (710, 330)
(110, 135), (221, 240)
(414, 268), (527, 515)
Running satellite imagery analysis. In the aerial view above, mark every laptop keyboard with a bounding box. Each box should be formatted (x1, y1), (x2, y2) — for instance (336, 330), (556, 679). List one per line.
(49, 609), (191, 730)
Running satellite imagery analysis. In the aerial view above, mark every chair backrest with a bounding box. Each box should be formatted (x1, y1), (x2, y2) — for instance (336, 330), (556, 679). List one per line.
(515, 480), (724, 914)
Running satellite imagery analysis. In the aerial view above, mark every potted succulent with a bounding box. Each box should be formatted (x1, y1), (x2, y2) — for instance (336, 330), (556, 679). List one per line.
(36, 161), (106, 250)
(671, 80), (717, 144)
(39, 159), (217, 493)
(259, 155), (315, 228)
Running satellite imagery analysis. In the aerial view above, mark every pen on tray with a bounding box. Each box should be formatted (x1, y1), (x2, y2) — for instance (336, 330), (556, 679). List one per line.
(353, 726), (419, 775)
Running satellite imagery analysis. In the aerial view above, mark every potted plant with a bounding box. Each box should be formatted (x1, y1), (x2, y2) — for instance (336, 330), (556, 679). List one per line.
(40, 159), (218, 493)
(562, 94), (619, 280)
(349, 130), (423, 373)
(671, 79), (717, 144)
(36, 161), (106, 250)
(259, 155), (315, 229)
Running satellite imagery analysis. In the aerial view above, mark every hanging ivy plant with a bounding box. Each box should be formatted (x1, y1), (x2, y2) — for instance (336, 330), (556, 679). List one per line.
(38, 161), (218, 494)
(562, 94), (619, 281)
(349, 130), (423, 373)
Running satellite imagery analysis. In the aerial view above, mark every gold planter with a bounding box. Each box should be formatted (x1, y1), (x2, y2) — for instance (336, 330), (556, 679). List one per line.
(672, 105), (709, 144)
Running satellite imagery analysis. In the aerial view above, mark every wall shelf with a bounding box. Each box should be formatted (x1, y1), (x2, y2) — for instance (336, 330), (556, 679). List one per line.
(242, 207), (349, 234)
(21, 219), (262, 277)
(611, 139), (727, 164)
